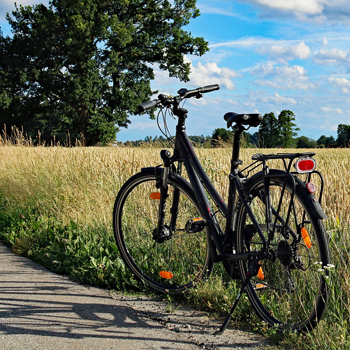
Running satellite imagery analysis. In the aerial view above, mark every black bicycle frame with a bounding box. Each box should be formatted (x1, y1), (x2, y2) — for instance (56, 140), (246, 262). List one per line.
(161, 111), (267, 263)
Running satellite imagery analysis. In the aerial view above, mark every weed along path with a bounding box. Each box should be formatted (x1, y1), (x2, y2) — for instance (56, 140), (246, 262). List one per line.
(0, 244), (270, 350)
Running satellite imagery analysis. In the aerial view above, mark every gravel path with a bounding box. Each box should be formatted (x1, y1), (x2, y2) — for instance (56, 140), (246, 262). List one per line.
(0, 244), (272, 349)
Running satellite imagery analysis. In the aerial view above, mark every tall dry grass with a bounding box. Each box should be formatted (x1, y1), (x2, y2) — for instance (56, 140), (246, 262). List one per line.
(0, 143), (349, 349)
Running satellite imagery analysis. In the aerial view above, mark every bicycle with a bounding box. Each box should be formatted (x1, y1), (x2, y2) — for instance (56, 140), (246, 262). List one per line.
(113, 84), (331, 334)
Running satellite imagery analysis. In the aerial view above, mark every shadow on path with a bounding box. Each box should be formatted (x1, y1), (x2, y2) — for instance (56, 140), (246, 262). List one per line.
(0, 244), (270, 349)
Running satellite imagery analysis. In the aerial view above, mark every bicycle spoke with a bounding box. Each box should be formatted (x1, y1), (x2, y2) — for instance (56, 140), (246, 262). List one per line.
(236, 172), (330, 331)
(114, 172), (211, 292)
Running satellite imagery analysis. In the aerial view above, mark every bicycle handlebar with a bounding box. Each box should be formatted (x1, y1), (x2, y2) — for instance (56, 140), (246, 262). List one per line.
(136, 99), (161, 114)
(135, 84), (220, 114)
(184, 84), (220, 98)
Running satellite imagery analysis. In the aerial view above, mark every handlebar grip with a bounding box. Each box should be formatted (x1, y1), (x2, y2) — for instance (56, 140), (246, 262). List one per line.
(136, 99), (160, 114)
(184, 84), (220, 98)
(198, 84), (220, 93)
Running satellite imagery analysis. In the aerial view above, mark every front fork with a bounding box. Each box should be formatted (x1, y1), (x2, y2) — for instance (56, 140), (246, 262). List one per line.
(154, 150), (181, 241)
(156, 166), (169, 238)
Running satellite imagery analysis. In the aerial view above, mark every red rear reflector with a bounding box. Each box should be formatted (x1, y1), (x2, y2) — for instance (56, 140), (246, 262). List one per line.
(295, 158), (316, 173)
(150, 192), (161, 200)
(159, 271), (173, 279)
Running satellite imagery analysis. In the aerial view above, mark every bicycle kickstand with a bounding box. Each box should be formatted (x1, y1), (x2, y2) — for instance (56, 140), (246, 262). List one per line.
(215, 259), (260, 335)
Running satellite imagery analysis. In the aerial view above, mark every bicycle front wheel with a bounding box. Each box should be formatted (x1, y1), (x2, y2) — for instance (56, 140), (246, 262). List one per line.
(236, 170), (331, 332)
(113, 169), (212, 293)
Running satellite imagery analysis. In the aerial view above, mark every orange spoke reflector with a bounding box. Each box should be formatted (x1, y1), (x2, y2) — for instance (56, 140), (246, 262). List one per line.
(149, 192), (161, 200)
(256, 283), (266, 290)
(257, 267), (264, 280)
(192, 217), (204, 221)
(301, 227), (312, 249)
(159, 271), (174, 279)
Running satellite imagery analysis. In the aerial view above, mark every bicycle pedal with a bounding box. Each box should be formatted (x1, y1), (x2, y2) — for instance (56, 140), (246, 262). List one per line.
(255, 283), (267, 290)
(185, 217), (207, 233)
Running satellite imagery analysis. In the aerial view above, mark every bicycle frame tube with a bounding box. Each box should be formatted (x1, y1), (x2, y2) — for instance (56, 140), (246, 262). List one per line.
(170, 116), (271, 260)
(176, 132), (228, 216)
(174, 129), (227, 257)
(172, 120), (269, 259)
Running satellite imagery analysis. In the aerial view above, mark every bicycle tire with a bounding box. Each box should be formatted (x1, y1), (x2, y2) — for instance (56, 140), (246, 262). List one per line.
(113, 168), (212, 293)
(236, 170), (331, 332)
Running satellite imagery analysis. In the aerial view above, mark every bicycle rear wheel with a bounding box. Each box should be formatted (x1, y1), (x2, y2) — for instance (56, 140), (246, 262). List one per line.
(236, 170), (331, 332)
(113, 169), (212, 293)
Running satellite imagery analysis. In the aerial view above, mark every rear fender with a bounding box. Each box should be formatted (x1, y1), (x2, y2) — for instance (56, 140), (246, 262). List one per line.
(294, 176), (327, 220)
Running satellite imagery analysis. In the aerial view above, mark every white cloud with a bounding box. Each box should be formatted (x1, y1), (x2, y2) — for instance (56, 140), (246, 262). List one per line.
(257, 41), (311, 63)
(186, 60), (240, 90)
(243, 90), (297, 108)
(251, 63), (315, 90)
(189, 96), (239, 107)
(320, 1), (350, 25)
(198, 4), (243, 19)
(211, 39), (313, 64)
(321, 106), (344, 114)
(240, 0), (350, 25)
(313, 48), (350, 70)
(246, 0), (325, 14)
(314, 48), (348, 63)
(266, 93), (297, 105)
(210, 37), (302, 49)
(328, 77), (350, 94)
(153, 59), (240, 91)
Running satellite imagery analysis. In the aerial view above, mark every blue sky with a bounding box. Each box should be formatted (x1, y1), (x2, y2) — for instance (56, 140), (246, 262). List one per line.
(1, 0), (350, 142)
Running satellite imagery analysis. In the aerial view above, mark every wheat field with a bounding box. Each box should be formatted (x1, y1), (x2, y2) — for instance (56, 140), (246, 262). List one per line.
(0, 144), (349, 349)
(0, 146), (348, 226)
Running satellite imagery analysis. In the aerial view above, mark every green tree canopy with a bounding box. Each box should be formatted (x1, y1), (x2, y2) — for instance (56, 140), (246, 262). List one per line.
(258, 110), (299, 148)
(317, 135), (328, 147)
(211, 128), (233, 146)
(317, 134), (335, 148)
(297, 136), (317, 148)
(337, 124), (350, 147)
(0, 0), (208, 145)
(277, 110), (300, 148)
(258, 112), (279, 148)
(327, 135), (336, 147)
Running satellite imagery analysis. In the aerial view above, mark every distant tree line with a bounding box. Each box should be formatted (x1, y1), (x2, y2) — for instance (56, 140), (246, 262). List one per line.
(125, 112), (350, 148)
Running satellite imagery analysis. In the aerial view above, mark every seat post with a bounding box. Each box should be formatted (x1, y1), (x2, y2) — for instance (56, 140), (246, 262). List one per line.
(231, 124), (245, 174)
(224, 123), (245, 240)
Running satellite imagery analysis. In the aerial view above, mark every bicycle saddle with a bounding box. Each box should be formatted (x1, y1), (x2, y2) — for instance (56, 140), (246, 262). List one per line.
(224, 112), (263, 128)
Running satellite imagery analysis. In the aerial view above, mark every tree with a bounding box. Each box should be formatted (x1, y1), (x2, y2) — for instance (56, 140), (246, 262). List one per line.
(0, 0), (208, 145)
(317, 135), (336, 148)
(317, 135), (328, 148)
(297, 136), (317, 148)
(248, 132), (259, 147)
(258, 112), (279, 148)
(336, 124), (350, 147)
(211, 128), (233, 146)
(277, 110), (300, 148)
(327, 135), (336, 147)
